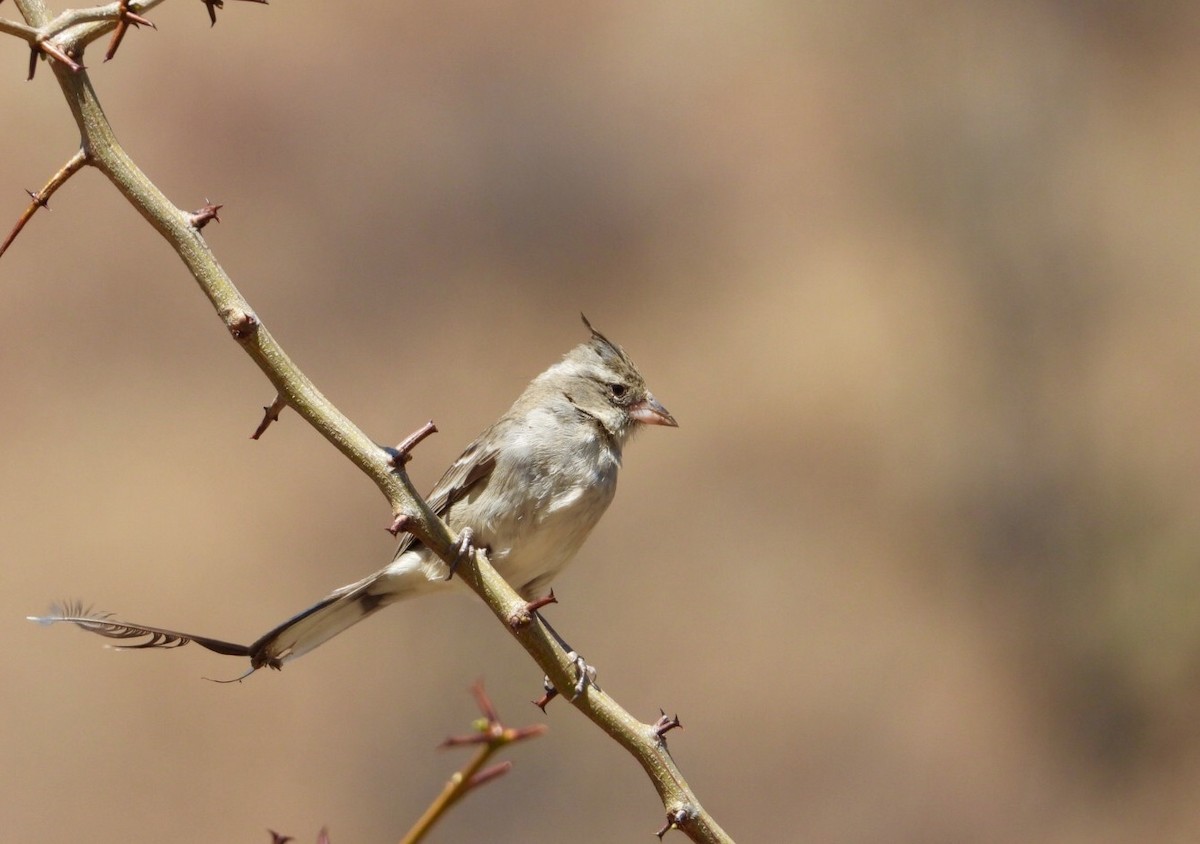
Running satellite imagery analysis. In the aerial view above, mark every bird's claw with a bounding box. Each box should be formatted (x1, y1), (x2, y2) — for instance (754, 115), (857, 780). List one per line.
(568, 651), (598, 698)
(445, 527), (474, 581)
(541, 651), (597, 701)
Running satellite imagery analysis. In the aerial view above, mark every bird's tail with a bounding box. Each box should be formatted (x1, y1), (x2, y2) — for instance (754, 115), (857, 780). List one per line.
(245, 571), (415, 669)
(30, 565), (440, 677)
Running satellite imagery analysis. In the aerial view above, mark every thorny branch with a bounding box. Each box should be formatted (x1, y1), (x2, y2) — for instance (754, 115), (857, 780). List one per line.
(0, 148), (86, 258)
(399, 682), (547, 844)
(1, 1), (734, 841)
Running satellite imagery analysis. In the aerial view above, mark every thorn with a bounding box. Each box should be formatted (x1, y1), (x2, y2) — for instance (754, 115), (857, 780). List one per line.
(104, 21), (130, 61)
(532, 679), (559, 712)
(442, 681), (547, 749)
(652, 709), (683, 738)
(189, 200), (223, 228)
(466, 761), (512, 789)
(1, 150), (87, 260)
(385, 513), (411, 537)
(250, 394), (286, 439)
(37, 39), (84, 73)
(655, 808), (693, 840)
(27, 44), (38, 81)
(524, 589), (557, 615)
(388, 420), (437, 468)
(510, 723), (549, 741)
(508, 589), (556, 629)
(439, 731), (490, 748)
(106, 0), (158, 64)
(267, 831), (293, 844)
(124, 9), (156, 28)
(201, 0), (268, 28)
(228, 311), (259, 340)
(470, 678), (499, 725)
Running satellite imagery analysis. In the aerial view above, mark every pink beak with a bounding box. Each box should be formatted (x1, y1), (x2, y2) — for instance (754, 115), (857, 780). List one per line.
(629, 393), (678, 427)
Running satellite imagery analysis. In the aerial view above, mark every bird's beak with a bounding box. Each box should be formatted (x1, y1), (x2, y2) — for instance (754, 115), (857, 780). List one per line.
(630, 393), (678, 427)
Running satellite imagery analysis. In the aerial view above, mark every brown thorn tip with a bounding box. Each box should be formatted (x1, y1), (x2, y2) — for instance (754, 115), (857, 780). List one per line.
(653, 709), (683, 738)
(525, 590), (558, 614)
(38, 39), (83, 72)
(250, 397), (285, 440)
(655, 819), (673, 840)
(467, 762), (512, 789)
(104, 23), (129, 62)
(190, 201), (223, 228)
(24, 190), (48, 209)
(390, 420), (438, 467)
(439, 732), (488, 748)
(532, 687), (558, 712)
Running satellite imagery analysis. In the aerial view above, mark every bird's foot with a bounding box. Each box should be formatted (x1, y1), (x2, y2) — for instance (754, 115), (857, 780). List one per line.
(445, 527), (474, 581)
(567, 650), (598, 698)
(538, 651), (598, 704)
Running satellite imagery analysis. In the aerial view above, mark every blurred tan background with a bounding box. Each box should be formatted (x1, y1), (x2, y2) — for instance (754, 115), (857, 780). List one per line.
(3, 2), (1199, 841)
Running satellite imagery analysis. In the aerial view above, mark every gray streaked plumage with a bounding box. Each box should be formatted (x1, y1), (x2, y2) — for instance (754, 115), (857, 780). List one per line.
(31, 316), (676, 678)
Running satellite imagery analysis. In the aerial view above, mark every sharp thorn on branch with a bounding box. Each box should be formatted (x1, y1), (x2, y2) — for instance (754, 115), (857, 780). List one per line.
(532, 677), (559, 712)
(470, 678), (499, 725)
(250, 395), (286, 439)
(37, 39), (84, 73)
(389, 420), (438, 468)
(508, 589), (556, 629)
(2, 152), (86, 260)
(466, 761), (512, 789)
(652, 709), (683, 739)
(189, 200), (222, 228)
(525, 589), (558, 615)
(202, 0), (268, 28)
(104, 22), (129, 61)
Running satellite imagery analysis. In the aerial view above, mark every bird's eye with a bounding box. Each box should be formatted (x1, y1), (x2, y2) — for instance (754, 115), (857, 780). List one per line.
(609, 383), (627, 399)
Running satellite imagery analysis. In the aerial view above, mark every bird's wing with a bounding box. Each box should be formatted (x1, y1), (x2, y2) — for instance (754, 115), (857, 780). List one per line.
(244, 431), (502, 669)
(392, 431), (499, 559)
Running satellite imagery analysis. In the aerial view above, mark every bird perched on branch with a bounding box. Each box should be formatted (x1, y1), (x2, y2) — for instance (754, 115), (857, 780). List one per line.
(31, 316), (677, 681)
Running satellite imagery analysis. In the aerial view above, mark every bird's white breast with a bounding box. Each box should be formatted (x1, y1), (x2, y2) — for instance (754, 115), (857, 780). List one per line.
(476, 405), (621, 596)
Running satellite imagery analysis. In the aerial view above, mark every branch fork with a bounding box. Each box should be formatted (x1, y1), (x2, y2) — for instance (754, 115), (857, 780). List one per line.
(3, 0), (734, 838)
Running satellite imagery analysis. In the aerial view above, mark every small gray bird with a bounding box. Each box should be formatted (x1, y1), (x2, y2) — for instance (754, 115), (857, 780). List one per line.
(31, 317), (676, 677)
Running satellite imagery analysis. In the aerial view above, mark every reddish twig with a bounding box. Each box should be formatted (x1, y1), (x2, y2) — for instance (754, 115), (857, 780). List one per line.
(0, 148), (87, 259)
(28, 37), (83, 79)
(251, 394), (286, 439)
(400, 682), (546, 844)
(389, 420), (438, 468)
(104, 0), (155, 62)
